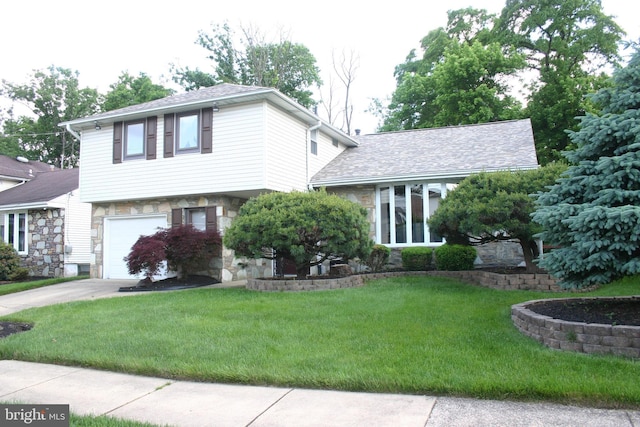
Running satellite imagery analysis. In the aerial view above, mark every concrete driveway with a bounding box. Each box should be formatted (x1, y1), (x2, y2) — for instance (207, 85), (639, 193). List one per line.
(0, 278), (137, 316)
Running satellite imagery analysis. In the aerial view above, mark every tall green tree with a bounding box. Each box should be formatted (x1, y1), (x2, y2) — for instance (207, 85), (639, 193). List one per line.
(382, 8), (525, 131)
(102, 72), (174, 112)
(0, 66), (100, 167)
(532, 49), (640, 288)
(495, 0), (625, 164)
(224, 190), (373, 279)
(172, 22), (322, 108)
(428, 164), (565, 272)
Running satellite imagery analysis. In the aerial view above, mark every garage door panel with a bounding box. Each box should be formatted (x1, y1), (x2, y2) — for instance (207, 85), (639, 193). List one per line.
(104, 215), (168, 279)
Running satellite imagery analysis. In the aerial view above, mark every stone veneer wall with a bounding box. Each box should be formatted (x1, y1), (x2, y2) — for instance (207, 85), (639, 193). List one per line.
(24, 209), (65, 277)
(327, 186), (376, 241)
(512, 297), (640, 358)
(90, 196), (273, 282)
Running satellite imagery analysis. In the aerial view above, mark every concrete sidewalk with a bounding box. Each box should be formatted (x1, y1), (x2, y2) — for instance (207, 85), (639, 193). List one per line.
(1, 279), (640, 426)
(1, 360), (639, 427)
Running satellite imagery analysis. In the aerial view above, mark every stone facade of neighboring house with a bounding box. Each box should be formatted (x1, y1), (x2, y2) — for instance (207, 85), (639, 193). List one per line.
(61, 84), (539, 282)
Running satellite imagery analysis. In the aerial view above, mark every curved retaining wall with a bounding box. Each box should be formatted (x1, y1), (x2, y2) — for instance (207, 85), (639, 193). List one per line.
(512, 297), (640, 358)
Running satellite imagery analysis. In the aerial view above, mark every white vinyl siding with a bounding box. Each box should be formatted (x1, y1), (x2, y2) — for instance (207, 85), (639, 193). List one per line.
(264, 105), (308, 192)
(79, 103), (267, 202)
(61, 192), (92, 264)
(309, 130), (345, 178)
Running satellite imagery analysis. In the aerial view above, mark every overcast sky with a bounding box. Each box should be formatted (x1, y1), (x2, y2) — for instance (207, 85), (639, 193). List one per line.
(1, 0), (638, 134)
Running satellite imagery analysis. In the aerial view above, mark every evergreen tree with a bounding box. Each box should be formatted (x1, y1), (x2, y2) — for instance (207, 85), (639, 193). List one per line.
(532, 50), (640, 288)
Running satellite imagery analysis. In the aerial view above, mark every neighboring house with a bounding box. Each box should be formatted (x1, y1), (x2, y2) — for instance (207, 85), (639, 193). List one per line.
(0, 155), (55, 192)
(59, 83), (539, 282)
(0, 168), (91, 277)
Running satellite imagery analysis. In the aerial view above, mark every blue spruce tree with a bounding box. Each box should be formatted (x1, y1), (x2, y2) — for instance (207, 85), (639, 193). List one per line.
(533, 50), (640, 288)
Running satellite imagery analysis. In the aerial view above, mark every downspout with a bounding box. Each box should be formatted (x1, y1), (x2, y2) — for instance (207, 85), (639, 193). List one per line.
(65, 124), (81, 144)
(307, 121), (321, 191)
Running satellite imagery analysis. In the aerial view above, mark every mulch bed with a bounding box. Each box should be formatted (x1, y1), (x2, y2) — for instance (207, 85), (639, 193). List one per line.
(118, 275), (220, 292)
(528, 298), (640, 326)
(0, 322), (32, 339)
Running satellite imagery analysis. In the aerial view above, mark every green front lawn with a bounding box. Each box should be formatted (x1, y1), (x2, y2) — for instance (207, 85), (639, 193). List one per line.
(1, 276), (639, 408)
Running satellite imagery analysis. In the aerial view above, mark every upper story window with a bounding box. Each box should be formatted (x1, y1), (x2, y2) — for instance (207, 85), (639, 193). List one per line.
(176, 111), (200, 153)
(3, 211), (27, 254)
(124, 120), (145, 159)
(376, 183), (449, 246)
(310, 129), (318, 155)
(163, 107), (213, 158)
(113, 117), (157, 163)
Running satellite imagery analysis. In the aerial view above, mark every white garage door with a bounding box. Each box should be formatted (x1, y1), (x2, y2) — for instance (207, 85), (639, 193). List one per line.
(104, 215), (168, 279)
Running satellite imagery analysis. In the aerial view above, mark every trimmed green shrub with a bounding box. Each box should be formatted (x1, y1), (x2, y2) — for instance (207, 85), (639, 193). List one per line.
(365, 244), (391, 272)
(401, 247), (433, 271)
(0, 240), (24, 280)
(434, 244), (476, 271)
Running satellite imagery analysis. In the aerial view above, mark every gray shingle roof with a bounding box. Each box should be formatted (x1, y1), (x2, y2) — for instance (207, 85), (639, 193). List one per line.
(311, 119), (539, 186)
(0, 168), (78, 207)
(79, 83), (264, 122)
(0, 155), (55, 180)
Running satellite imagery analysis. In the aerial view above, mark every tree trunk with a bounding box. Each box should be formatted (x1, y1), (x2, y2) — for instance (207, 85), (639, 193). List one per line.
(520, 239), (541, 273)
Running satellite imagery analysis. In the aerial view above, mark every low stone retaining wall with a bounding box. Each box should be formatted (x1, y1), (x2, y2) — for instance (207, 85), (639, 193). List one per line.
(246, 271), (428, 291)
(427, 270), (560, 292)
(247, 275), (364, 291)
(512, 297), (640, 358)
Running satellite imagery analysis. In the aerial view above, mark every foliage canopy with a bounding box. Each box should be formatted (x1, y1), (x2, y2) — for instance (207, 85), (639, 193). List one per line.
(223, 190), (373, 279)
(428, 164), (565, 272)
(532, 49), (640, 288)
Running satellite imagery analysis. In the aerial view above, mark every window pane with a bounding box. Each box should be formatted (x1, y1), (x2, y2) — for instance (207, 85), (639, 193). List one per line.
(8, 213), (14, 245)
(380, 187), (390, 244)
(411, 184), (425, 243)
(188, 209), (206, 231)
(126, 122), (144, 157)
(428, 185), (443, 243)
(395, 185), (406, 244)
(178, 114), (199, 150)
(18, 213), (26, 252)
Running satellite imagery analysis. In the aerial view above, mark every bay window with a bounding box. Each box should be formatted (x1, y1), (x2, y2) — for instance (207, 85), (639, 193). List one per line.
(377, 183), (448, 246)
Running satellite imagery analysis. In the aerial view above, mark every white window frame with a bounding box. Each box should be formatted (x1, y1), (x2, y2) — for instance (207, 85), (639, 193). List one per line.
(310, 129), (318, 155)
(124, 119), (145, 159)
(375, 183), (449, 247)
(4, 211), (28, 255)
(176, 110), (200, 153)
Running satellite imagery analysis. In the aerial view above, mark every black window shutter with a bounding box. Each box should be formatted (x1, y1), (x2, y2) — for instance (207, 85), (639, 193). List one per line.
(146, 116), (157, 160)
(113, 121), (123, 164)
(171, 208), (182, 228)
(164, 114), (174, 158)
(201, 107), (213, 154)
(205, 206), (217, 231)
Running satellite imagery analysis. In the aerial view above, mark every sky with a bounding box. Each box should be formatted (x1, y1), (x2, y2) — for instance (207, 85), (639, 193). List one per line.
(1, 0), (639, 135)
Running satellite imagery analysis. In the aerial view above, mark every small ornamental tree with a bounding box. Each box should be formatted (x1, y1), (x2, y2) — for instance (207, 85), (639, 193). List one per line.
(532, 50), (640, 288)
(124, 225), (222, 280)
(427, 164), (565, 272)
(223, 190), (374, 279)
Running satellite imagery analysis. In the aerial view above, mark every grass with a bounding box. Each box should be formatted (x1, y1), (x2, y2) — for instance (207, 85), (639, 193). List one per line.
(1, 275), (639, 409)
(0, 276), (89, 296)
(69, 413), (166, 426)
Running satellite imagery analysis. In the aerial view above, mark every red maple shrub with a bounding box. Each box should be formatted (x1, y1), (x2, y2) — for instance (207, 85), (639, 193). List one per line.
(124, 233), (167, 280)
(164, 225), (222, 278)
(124, 225), (222, 280)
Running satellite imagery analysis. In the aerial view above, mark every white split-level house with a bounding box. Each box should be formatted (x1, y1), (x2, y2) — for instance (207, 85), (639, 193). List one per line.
(60, 83), (539, 282)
